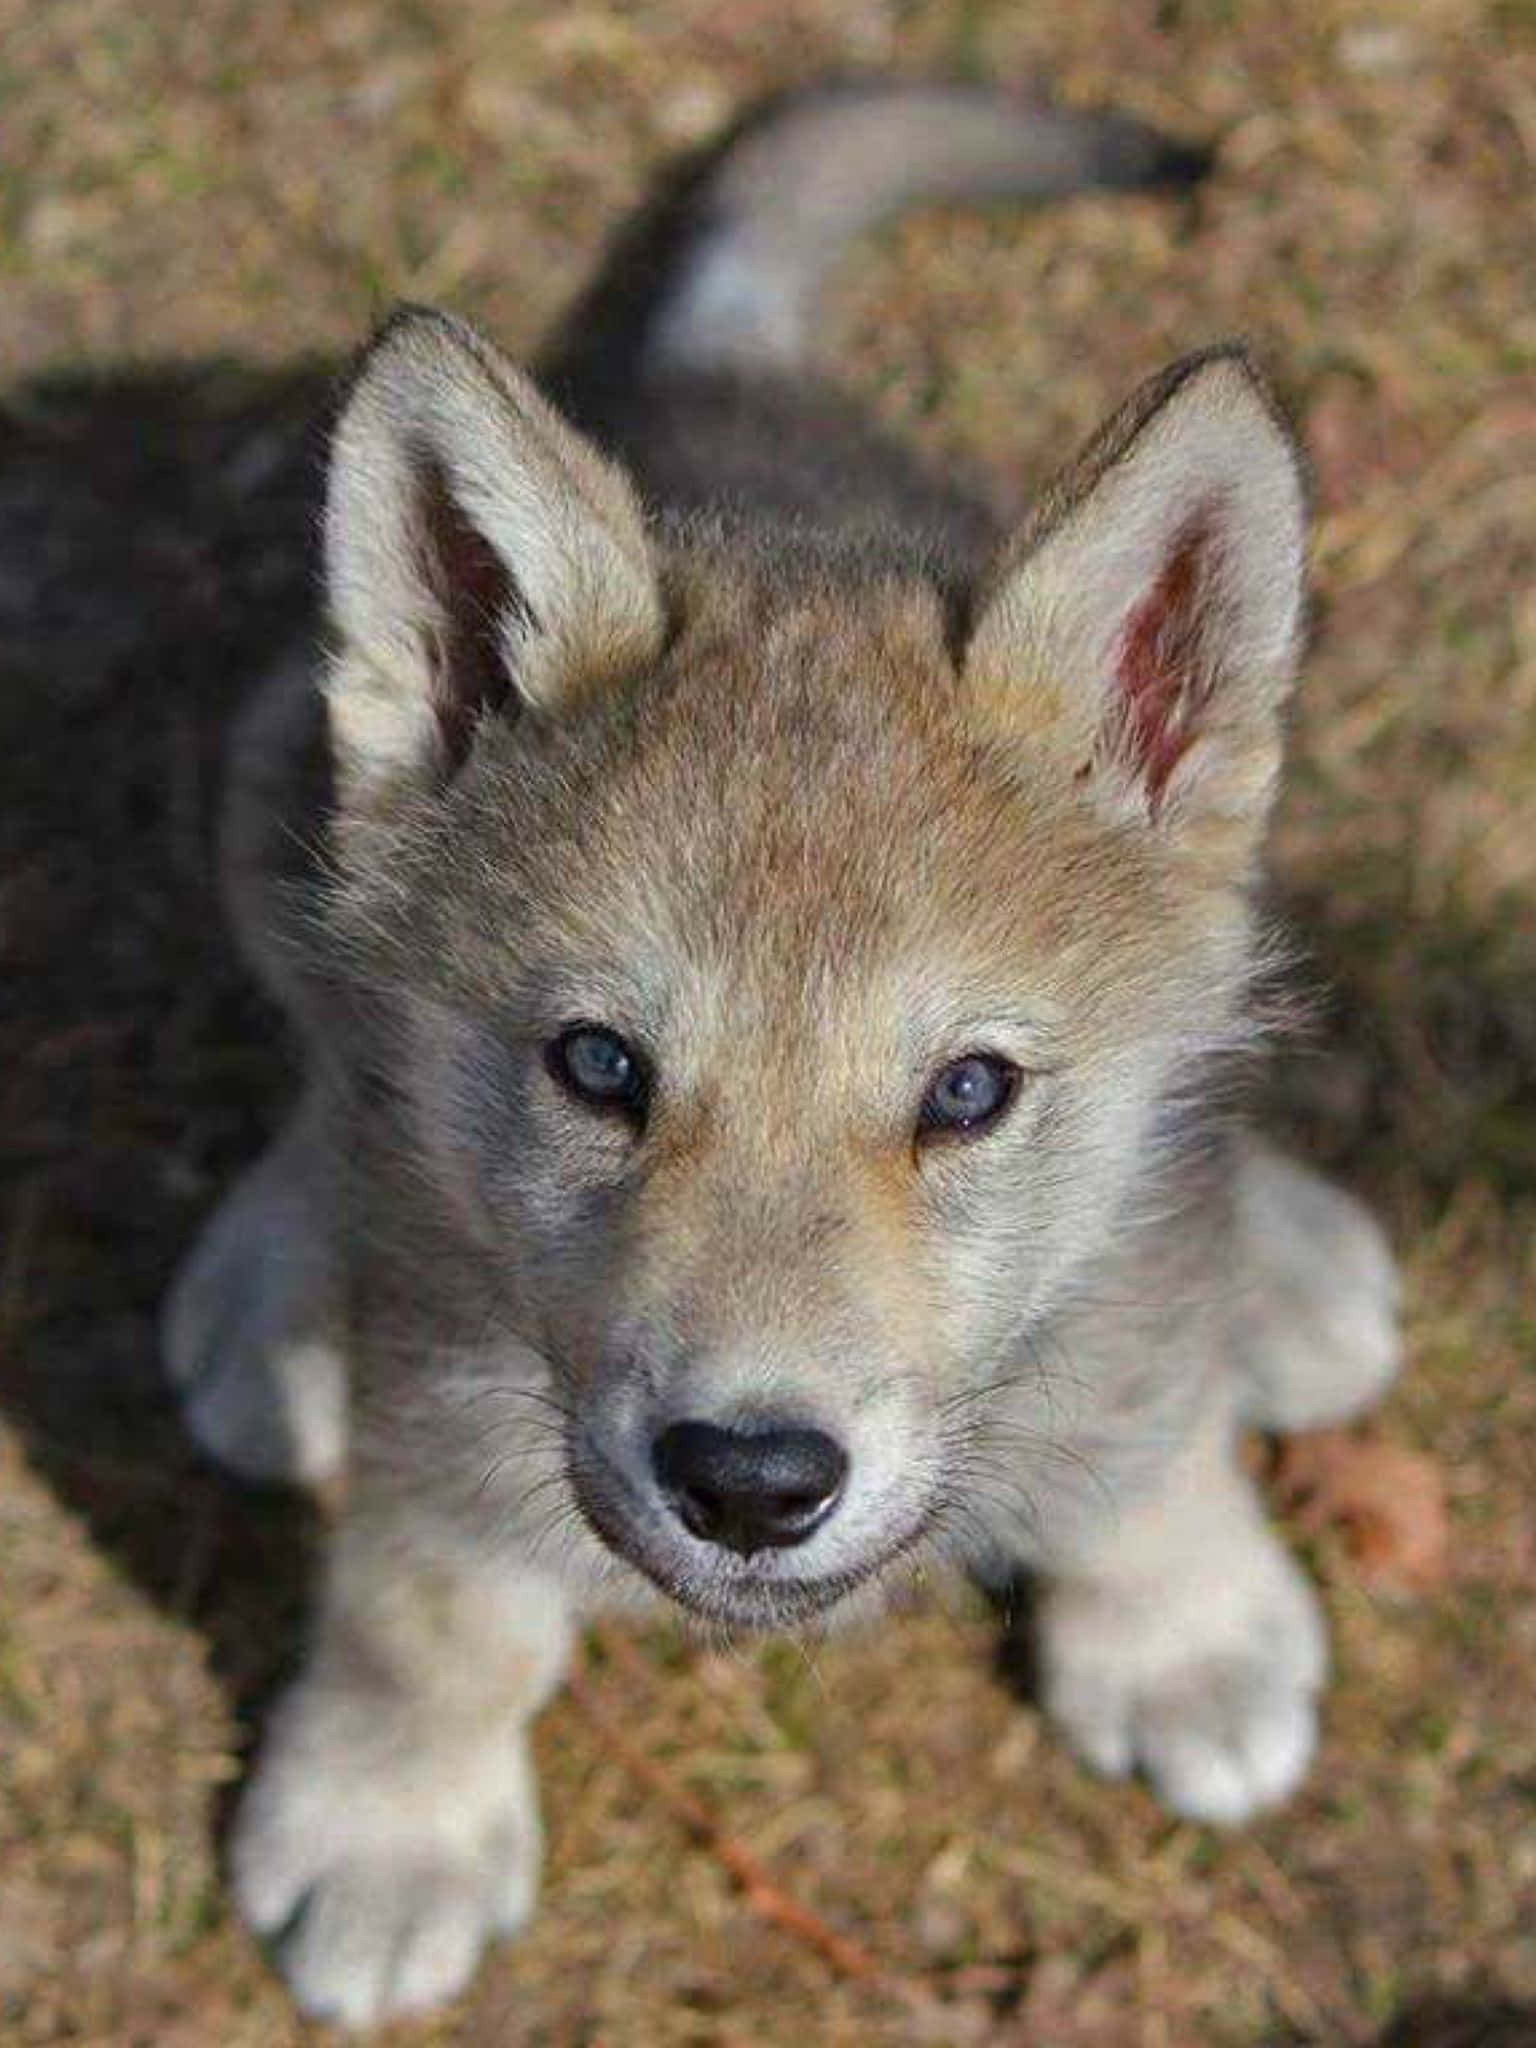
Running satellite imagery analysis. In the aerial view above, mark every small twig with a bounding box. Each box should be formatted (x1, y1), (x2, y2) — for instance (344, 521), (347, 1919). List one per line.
(564, 1651), (886, 1985)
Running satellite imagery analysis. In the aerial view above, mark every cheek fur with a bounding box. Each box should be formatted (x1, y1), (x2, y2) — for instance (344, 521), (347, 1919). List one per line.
(903, 1076), (1152, 1344)
(400, 1002), (638, 1252)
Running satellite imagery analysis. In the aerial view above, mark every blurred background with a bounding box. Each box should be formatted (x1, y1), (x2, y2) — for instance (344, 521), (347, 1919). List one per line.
(1, 2), (1532, 2044)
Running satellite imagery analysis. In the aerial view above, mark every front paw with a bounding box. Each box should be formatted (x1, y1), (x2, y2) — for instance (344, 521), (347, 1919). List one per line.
(232, 1679), (540, 2025)
(1038, 1538), (1326, 1825)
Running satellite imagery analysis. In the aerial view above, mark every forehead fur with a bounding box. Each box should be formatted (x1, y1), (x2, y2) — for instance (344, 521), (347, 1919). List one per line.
(377, 529), (1228, 1055)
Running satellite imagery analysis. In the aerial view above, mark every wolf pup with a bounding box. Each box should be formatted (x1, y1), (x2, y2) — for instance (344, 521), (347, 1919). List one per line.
(165, 82), (1402, 2024)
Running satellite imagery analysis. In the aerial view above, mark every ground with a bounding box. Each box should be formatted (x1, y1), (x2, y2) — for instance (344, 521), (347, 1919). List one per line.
(1, 1), (1533, 2044)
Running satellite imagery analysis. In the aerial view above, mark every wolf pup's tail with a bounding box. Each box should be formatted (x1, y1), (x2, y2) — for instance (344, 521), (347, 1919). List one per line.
(547, 80), (1209, 389)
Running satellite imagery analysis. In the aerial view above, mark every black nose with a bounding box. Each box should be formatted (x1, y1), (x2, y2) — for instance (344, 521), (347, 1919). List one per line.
(651, 1420), (848, 1557)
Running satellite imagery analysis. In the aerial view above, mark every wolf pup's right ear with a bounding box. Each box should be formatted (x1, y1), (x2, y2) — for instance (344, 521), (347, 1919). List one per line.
(965, 348), (1307, 875)
(322, 306), (664, 818)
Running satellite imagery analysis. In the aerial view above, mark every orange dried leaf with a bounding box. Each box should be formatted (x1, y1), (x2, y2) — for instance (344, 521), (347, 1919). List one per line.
(1270, 1427), (1449, 1593)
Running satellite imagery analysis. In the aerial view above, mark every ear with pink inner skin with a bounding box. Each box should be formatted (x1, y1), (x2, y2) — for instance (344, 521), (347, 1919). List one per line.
(321, 305), (665, 825)
(965, 349), (1308, 871)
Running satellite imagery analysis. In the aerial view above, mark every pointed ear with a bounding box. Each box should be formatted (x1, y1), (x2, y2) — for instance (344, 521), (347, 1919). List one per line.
(322, 306), (664, 815)
(965, 349), (1307, 867)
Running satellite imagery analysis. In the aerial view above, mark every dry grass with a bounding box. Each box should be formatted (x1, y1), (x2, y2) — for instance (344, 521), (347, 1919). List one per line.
(2, 2), (1533, 2044)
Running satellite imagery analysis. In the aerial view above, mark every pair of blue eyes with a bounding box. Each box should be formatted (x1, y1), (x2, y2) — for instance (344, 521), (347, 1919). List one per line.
(545, 1025), (1021, 1141)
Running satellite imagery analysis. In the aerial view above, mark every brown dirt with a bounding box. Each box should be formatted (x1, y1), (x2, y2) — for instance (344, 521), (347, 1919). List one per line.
(2, 2), (1533, 2044)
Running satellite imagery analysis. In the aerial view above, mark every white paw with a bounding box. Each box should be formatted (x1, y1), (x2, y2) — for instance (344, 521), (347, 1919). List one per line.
(1041, 1536), (1326, 1825)
(163, 1130), (348, 1485)
(233, 1679), (540, 2025)
(1235, 1146), (1402, 1432)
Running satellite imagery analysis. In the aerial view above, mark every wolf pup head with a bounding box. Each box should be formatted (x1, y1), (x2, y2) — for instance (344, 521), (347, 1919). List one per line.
(318, 308), (1306, 1629)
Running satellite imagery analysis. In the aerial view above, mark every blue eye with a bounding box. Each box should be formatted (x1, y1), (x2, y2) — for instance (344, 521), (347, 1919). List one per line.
(546, 1024), (649, 1119)
(918, 1052), (1020, 1140)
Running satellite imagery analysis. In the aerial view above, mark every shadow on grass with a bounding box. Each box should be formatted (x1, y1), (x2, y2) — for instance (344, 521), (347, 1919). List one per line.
(1369, 1996), (1536, 2048)
(1269, 876), (1536, 1216)
(0, 363), (339, 1739)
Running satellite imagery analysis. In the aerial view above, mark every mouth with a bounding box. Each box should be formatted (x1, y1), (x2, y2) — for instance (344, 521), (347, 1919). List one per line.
(567, 1437), (933, 1632)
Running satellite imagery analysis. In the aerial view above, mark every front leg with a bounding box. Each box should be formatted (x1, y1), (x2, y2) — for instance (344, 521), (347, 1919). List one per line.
(163, 1087), (349, 1486)
(233, 1509), (573, 2025)
(1036, 1403), (1326, 1825)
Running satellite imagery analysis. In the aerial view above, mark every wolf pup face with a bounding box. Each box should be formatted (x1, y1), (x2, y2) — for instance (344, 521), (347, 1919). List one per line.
(318, 312), (1305, 1630)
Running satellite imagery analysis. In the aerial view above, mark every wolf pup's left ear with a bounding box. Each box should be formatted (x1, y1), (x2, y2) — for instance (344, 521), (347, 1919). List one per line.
(322, 306), (664, 817)
(965, 348), (1307, 870)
